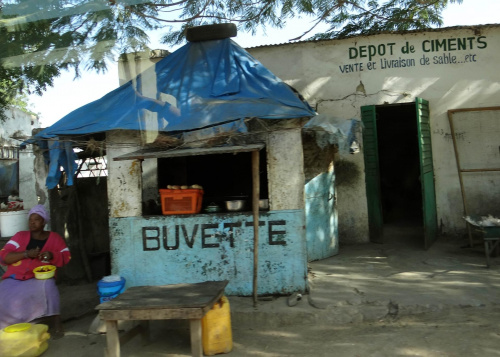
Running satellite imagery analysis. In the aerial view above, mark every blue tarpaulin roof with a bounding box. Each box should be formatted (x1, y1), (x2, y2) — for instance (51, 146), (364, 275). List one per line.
(29, 38), (316, 189)
(33, 38), (315, 139)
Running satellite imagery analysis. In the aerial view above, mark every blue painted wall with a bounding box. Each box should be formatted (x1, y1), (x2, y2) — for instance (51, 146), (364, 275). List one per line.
(305, 169), (338, 261)
(109, 210), (307, 296)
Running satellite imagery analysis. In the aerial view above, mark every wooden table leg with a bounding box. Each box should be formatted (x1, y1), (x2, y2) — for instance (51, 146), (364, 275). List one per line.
(140, 320), (150, 345)
(485, 240), (491, 268)
(189, 319), (203, 357)
(105, 320), (120, 357)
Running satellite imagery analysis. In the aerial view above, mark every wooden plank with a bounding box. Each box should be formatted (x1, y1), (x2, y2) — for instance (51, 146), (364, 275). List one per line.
(449, 106), (500, 114)
(190, 319), (203, 357)
(105, 320), (120, 357)
(461, 168), (500, 172)
(96, 281), (228, 311)
(99, 308), (205, 320)
(113, 144), (264, 161)
(251, 150), (260, 307)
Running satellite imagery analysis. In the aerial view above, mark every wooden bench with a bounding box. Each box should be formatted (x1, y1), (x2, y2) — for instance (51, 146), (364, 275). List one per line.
(95, 280), (228, 357)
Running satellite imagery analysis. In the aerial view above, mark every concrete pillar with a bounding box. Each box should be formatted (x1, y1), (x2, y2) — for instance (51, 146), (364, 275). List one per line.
(18, 145), (39, 209)
(106, 130), (142, 217)
(117, 51), (163, 202)
(31, 140), (49, 206)
(267, 128), (305, 210)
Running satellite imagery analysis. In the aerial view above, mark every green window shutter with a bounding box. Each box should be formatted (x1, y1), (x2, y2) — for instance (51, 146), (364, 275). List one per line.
(361, 105), (383, 243)
(416, 98), (438, 249)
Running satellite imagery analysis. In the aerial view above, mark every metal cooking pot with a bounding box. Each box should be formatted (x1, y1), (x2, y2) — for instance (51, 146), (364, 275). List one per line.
(225, 200), (245, 212)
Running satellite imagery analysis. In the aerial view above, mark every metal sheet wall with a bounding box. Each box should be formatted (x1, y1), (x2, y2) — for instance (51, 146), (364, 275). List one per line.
(305, 169), (338, 261)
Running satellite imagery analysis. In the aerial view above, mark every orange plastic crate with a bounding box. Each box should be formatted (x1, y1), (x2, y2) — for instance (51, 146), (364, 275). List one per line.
(159, 189), (204, 215)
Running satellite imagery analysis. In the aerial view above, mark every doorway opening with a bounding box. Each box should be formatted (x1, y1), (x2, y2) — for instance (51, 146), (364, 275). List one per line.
(376, 103), (424, 247)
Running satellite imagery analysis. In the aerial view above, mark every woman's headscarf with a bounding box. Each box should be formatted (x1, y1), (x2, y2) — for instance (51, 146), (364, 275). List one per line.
(28, 204), (50, 223)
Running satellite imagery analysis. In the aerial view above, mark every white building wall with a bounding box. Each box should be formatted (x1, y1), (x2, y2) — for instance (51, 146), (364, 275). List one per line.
(247, 25), (500, 242)
(0, 107), (40, 208)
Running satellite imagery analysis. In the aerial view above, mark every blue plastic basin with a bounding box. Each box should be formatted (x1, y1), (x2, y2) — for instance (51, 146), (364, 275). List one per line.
(97, 277), (126, 297)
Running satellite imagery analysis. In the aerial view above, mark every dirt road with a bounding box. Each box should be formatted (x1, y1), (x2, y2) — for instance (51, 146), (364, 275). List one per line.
(42, 305), (500, 357)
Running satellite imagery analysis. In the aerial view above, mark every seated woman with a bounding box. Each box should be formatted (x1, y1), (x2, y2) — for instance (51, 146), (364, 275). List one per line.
(0, 204), (71, 337)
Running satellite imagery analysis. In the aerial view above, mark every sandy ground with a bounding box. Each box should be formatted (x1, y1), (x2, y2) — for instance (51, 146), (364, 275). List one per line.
(40, 305), (500, 357)
(35, 234), (500, 357)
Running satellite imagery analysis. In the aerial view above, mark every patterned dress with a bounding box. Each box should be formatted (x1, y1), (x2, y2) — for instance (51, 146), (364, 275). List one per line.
(0, 231), (71, 328)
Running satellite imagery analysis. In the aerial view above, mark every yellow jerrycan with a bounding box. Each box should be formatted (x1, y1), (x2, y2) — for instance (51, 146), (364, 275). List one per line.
(202, 295), (233, 355)
(0, 323), (50, 357)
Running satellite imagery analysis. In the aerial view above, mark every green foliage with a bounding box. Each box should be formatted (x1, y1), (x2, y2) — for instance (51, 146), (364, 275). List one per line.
(309, 0), (460, 40)
(0, 0), (462, 118)
(0, 80), (38, 120)
(9, 93), (38, 116)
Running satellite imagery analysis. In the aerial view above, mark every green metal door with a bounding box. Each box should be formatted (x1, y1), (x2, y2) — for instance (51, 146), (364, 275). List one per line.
(416, 98), (438, 249)
(361, 105), (383, 243)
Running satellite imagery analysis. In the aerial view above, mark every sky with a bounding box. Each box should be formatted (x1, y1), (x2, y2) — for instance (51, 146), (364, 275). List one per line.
(27, 0), (500, 127)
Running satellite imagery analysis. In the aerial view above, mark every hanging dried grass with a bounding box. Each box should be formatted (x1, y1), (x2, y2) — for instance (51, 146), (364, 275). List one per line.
(151, 134), (183, 148)
(203, 132), (233, 147)
(85, 138), (101, 154)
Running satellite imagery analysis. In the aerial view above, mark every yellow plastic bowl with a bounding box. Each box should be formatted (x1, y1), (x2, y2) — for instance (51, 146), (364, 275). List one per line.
(33, 265), (56, 280)
(4, 323), (32, 333)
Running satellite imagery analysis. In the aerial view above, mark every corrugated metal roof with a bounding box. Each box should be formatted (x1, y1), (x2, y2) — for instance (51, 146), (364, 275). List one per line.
(245, 23), (500, 50)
